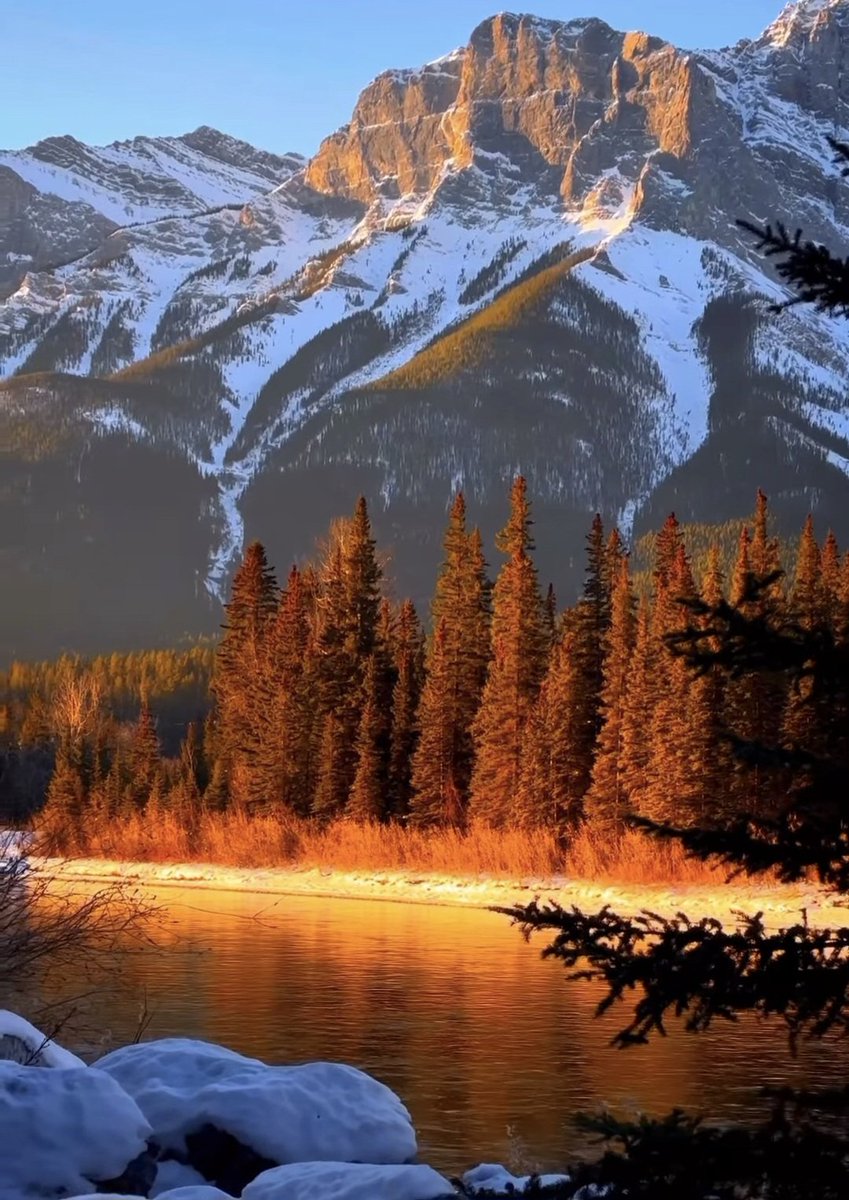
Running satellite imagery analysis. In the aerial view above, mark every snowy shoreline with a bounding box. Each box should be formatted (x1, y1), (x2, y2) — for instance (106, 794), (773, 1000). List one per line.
(2, 1009), (574, 1198)
(36, 854), (849, 927)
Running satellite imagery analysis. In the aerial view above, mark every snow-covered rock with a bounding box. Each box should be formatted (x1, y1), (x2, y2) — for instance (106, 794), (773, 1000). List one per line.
(242, 1162), (455, 1200)
(151, 1159), (212, 1195)
(68, 1191), (231, 1200)
(463, 1163), (572, 1194)
(95, 1038), (418, 1166)
(0, 1060), (151, 1200)
(0, 1009), (86, 1068)
(155, 1189), (237, 1200)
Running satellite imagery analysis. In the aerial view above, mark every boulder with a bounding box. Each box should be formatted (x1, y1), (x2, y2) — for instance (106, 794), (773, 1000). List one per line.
(0, 1060), (151, 1200)
(463, 1163), (573, 1195)
(95, 1039), (417, 1179)
(0, 1009), (85, 1068)
(242, 1162), (455, 1200)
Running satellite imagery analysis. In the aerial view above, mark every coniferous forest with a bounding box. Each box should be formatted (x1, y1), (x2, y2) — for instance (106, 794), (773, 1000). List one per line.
(2, 480), (847, 874)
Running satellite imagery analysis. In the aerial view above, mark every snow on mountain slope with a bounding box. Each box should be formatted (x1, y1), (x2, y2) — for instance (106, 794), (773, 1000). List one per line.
(3, 1), (849, 658)
(0, 129), (303, 225)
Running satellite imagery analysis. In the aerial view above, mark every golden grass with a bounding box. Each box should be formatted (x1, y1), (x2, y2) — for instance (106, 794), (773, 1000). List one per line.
(45, 807), (731, 888)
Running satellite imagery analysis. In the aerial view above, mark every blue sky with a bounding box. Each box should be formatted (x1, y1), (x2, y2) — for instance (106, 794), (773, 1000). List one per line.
(2, 0), (786, 155)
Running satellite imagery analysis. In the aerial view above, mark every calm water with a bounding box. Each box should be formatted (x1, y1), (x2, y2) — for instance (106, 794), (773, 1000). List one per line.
(29, 885), (849, 1174)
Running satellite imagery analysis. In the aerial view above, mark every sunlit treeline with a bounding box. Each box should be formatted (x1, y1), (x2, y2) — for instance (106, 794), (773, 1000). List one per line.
(5, 483), (848, 865)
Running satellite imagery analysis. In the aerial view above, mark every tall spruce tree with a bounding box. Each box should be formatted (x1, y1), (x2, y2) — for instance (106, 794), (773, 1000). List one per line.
(409, 495), (490, 823)
(751, 488), (782, 586)
(469, 477), (548, 826)
(348, 651), (391, 822)
(821, 530), (841, 625)
(387, 599), (424, 819)
(258, 565), (315, 814)
(312, 501), (383, 817)
(640, 543), (698, 826)
(128, 700), (161, 809)
(565, 513), (620, 819)
(408, 620), (462, 827)
(784, 516), (832, 779)
(516, 616), (591, 834)
(725, 503), (787, 817)
(213, 541), (278, 808)
(618, 602), (653, 815)
(683, 548), (734, 825)
(584, 554), (637, 835)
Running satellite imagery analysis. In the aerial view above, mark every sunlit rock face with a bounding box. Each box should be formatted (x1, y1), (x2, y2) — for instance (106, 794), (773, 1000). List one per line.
(3, 1), (849, 659)
(306, 15), (702, 203)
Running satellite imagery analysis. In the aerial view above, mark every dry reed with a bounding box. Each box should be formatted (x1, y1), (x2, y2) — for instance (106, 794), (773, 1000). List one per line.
(46, 807), (731, 888)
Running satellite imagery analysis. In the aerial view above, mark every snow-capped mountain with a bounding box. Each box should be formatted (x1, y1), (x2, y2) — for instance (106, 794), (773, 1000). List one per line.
(3, 0), (849, 659)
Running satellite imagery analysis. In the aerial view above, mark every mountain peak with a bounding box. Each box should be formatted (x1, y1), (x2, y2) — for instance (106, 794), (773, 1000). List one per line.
(760, 0), (848, 48)
(468, 11), (610, 40)
(305, 11), (673, 203)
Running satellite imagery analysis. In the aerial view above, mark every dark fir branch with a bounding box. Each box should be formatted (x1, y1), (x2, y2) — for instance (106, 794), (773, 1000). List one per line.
(495, 902), (849, 1051)
(738, 141), (849, 316)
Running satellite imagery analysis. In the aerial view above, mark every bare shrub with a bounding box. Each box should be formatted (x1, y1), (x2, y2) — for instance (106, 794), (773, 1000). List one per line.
(0, 830), (156, 1034)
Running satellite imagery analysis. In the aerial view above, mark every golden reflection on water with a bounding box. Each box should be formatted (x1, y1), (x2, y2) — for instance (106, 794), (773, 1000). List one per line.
(29, 884), (849, 1173)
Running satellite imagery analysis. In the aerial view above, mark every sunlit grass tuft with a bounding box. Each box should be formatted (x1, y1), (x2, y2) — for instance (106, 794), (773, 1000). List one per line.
(43, 807), (732, 888)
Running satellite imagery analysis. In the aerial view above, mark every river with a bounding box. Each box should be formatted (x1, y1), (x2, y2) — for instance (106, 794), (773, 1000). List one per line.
(28, 884), (849, 1175)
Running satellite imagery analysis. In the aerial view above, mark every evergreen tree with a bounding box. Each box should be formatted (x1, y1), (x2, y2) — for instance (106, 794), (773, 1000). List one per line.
(469, 478), (548, 826)
(725, 517), (786, 818)
(387, 600), (424, 819)
(257, 565), (315, 814)
(750, 488), (782, 584)
(312, 712), (350, 819)
(640, 544), (698, 826)
(311, 503), (383, 816)
(730, 525), (753, 608)
(408, 620), (462, 826)
(516, 618), (590, 834)
(102, 740), (128, 820)
(348, 652), (391, 823)
(821, 531), (841, 625)
(791, 514), (823, 628)
(684, 549), (734, 825)
(213, 541), (278, 808)
(128, 701), (161, 808)
(784, 517), (831, 778)
(563, 513), (620, 819)
(584, 554), (637, 835)
(584, 513), (609, 631)
(514, 678), (555, 831)
(618, 603), (654, 815)
(653, 512), (683, 591)
(409, 495), (491, 822)
(44, 744), (86, 841)
(176, 721), (204, 806)
(344, 497), (382, 663)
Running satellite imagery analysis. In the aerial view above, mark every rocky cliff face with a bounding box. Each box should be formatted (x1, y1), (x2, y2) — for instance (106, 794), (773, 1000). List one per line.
(2, 0), (849, 659)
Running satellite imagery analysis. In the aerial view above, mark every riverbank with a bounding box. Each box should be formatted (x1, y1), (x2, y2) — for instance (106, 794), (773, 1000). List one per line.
(37, 852), (849, 928)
